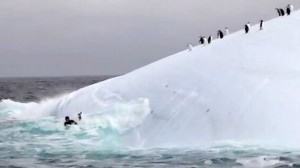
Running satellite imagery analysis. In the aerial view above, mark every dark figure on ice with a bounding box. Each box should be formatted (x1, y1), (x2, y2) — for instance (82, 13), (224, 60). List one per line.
(245, 24), (250, 34)
(286, 4), (294, 15)
(199, 36), (204, 44)
(286, 7), (291, 15)
(217, 30), (224, 39)
(287, 4), (294, 15)
(280, 8), (285, 16)
(276, 8), (282, 16)
(260, 20), (264, 30)
(64, 116), (77, 126)
(208, 35), (213, 44)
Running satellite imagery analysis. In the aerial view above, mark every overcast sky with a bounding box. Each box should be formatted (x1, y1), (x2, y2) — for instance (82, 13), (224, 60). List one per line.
(0, 0), (299, 77)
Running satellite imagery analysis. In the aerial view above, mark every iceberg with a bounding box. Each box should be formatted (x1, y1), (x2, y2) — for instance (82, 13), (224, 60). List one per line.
(2, 11), (300, 148)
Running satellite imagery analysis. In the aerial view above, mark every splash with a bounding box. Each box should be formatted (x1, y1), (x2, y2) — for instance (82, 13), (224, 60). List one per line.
(0, 92), (151, 148)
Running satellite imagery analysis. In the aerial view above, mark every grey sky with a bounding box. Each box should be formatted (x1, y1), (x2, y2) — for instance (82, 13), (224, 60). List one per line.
(0, 0), (299, 77)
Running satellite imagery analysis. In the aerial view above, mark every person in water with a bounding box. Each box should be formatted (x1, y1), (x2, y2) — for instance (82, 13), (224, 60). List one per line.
(64, 116), (77, 126)
(64, 112), (82, 126)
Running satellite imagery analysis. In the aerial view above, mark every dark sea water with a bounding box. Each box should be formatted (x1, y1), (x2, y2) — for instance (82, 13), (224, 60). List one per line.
(1, 76), (300, 168)
(0, 76), (114, 102)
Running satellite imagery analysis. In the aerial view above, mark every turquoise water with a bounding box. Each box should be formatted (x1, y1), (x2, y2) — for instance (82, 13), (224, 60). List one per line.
(1, 118), (300, 168)
(1, 77), (300, 168)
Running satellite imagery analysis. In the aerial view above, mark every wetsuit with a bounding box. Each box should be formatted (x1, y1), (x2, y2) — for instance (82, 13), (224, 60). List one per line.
(64, 120), (77, 126)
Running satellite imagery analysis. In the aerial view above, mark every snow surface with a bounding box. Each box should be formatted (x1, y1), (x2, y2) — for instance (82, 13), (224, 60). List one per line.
(3, 11), (300, 148)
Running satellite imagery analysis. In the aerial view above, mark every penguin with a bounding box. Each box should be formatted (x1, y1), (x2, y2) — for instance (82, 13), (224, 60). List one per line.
(245, 25), (249, 34)
(289, 4), (294, 12)
(286, 7), (291, 15)
(259, 20), (264, 30)
(217, 30), (224, 39)
(208, 35), (213, 44)
(245, 22), (250, 34)
(276, 8), (281, 16)
(287, 4), (294, 15)
(187, 43), (193, 51)
(199, 36), (204, 44)
(225, 27), (229, 35)
(280, 8), (285, 16)
(203, 37), (208, 45)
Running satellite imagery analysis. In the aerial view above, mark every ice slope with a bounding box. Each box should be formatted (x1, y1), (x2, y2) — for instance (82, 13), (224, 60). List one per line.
(62, 11), (300, 148)
(3, 11), (300, 148)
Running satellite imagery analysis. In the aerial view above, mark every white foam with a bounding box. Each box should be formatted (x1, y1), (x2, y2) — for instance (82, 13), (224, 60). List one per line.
(0, 94), (151, 135)
(236, 156), (284, 168)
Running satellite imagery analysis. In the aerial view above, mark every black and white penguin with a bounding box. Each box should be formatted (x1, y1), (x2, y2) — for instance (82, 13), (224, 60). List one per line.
(187, 43), (193, 51)
(203, 37), (208, 45)
(276, 8), (282, 16)
(289, 4), (294, 12)
(280, 8), (285, 16)
(245, 25), (249, 34)
(287, 4), (294, 15)
(286, 6), (291, 15)
(199, 36), (204, 44)
(217, 30), (224, 39)
(208, 35), (213, 44)
(225, 27), (229, 35)
(247, 22), (251, 27)
(245, 22), (250, 34)
(260, 20), (264, 30)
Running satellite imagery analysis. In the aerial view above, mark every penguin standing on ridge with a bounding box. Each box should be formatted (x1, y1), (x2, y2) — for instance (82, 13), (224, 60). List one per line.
(203, 37), (208, 45)
(287, 4), (294, 15)
(225, 27), (229, 35)
(280, 8), (285, 16)
(245, 25), (249, 34)
(217, 30), (224, 39)
(260, 20), (264, 30)
(247, 22), (251, 28)
(245, 22), (250, 34)
(208, 35), (213, 44)
(276, 8), (282, 16)
(199, 36), (204, 44)
(187, 43), (193, 51)
(289, 4), (294, 12)
(286, 6), (291, 15)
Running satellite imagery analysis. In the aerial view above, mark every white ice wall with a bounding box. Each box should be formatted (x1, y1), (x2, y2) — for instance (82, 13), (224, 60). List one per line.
(28, 11), (300, 148)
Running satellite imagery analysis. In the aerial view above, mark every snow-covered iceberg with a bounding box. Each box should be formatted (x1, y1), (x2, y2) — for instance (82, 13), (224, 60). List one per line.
(2, 11), (300, 148)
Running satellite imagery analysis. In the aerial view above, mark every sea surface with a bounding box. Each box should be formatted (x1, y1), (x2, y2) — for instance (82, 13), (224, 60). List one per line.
(1, 76), (300, 168)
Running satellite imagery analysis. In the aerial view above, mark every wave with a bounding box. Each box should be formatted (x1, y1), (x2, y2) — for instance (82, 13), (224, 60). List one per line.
(0, 92), (151, 148)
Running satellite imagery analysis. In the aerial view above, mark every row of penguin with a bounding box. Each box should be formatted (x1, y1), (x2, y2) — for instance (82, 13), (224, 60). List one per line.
(187, 4), (294, 51)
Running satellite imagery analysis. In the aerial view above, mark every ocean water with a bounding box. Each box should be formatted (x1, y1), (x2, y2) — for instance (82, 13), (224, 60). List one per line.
(1, 76), (300, 168)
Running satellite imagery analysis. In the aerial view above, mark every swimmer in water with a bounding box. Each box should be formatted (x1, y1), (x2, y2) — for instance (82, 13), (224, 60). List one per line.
(64, 112), (82, 126)
(64, 116), (77, 126)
